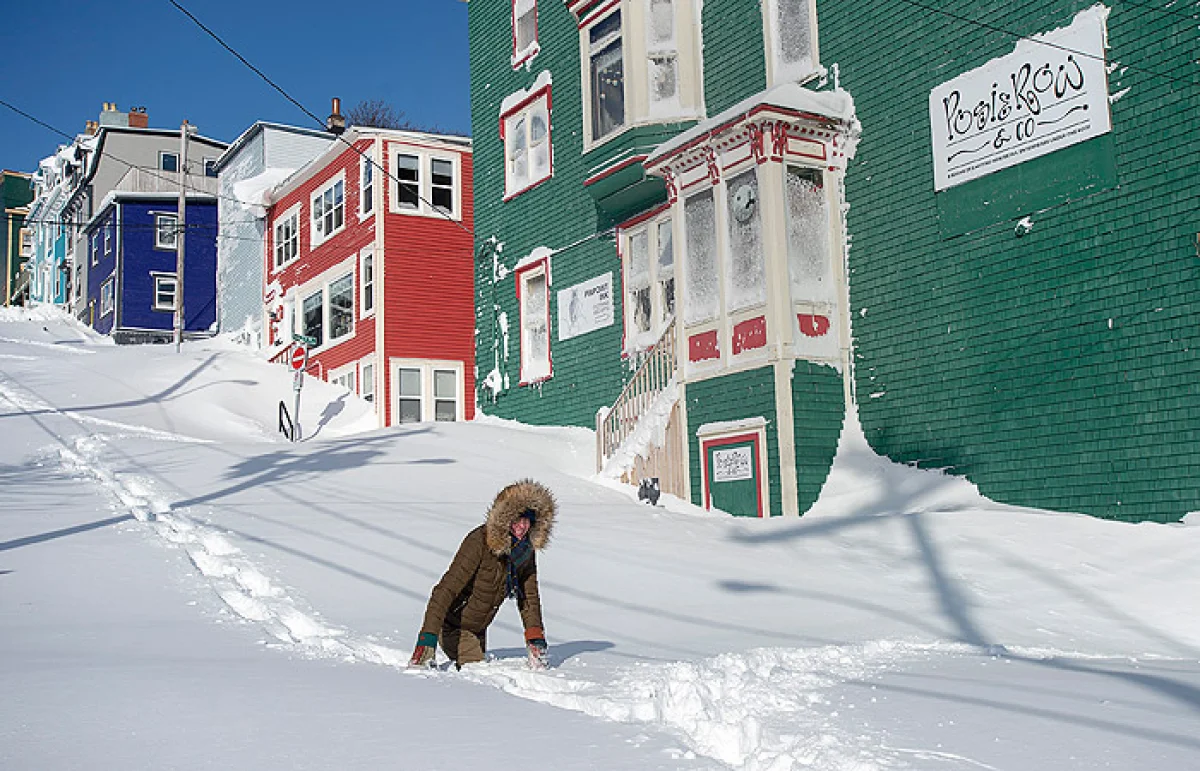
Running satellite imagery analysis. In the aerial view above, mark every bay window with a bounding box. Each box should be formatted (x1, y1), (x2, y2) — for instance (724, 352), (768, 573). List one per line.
(785, 166), (834, 304)
(622, 210), (676, 351)
(294, 265), (356, 352)
(725, 168), (766, 312)
(765, 0), (820, 85)
(588, 10), (625, 141)
(683, 189), (718, 324)
(579, 0), (703, 148)
(302, 290), (324, 349)
(328, 273), (354, 341)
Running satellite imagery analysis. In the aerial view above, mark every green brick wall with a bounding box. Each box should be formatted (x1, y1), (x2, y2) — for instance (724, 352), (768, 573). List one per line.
(470, 2), (626, 427)
(686, 366), (783, 516)
(819, 0), (1200, 522)
(791, 362), (845, 513)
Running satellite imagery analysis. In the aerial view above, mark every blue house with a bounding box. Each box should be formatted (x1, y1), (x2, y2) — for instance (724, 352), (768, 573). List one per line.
(84, 191), (217, 343)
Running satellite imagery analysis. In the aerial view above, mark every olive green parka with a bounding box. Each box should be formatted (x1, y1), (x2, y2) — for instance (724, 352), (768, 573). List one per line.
(419, 479), (557, 642)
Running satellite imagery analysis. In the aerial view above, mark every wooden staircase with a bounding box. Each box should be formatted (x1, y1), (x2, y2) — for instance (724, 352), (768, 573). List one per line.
(596, 319), (687, 499)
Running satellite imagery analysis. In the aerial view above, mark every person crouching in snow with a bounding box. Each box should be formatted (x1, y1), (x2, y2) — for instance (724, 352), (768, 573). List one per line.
(409, 479), (556, 670)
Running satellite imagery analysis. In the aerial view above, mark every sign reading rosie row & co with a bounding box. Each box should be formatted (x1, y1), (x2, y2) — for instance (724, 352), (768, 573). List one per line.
(929, 6), (1112, 191)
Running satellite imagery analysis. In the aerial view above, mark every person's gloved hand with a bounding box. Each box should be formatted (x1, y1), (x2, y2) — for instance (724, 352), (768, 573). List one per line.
(525, 627), (548, 670)
(410, 632), (438, 668)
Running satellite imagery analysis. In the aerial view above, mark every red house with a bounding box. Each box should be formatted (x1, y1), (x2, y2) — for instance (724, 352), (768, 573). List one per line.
(263, 126), (474, 427)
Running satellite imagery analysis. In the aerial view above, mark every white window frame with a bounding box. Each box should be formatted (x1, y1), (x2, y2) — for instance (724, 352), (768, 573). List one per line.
(516, 259), (552, 384)
(359, 246), (375, 318)
(292, 256), (357, 354)
(154, 214), (178, 250)
(360, 355), (376, 403)
(512, 0), (540, 68)
(582, 5), (626, 146)
(203, 157), (219, 178)
(103, 221), (112, 254)
(502, 86), (553, 200)
(151, 272), (178, 312)
(762, 0), (821, 87)
(272, 204), (301, 271)
(90, 232), (99, 265)
(100, 277), (115, 317)
(621, 208), (675, 352)
(360, 154), (374, 217)
(579, 0), (703, 151)
(388, 146), (462, 221)
(389, 359), (465, 424)
(329, 362), (357, 394)
(159, 151), (179, 173)
(310, 172), (347, 248)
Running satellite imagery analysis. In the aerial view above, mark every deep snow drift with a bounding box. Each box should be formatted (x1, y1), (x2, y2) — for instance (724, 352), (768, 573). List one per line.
(2, 308), (1198, 771)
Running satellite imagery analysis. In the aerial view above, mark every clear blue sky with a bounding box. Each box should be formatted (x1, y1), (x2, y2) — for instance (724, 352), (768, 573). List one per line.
(0, 0), (471, 173)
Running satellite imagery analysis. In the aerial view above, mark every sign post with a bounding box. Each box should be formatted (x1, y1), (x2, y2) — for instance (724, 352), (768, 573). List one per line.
(289, 338), (310, 441)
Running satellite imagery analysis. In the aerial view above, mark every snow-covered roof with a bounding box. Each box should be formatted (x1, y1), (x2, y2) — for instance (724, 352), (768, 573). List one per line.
(646, 84), (855, 168)
(214, 121), (336, 173)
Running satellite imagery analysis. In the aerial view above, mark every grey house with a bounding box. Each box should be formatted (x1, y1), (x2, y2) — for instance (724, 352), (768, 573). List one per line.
(60, 105), (227, 323)
(213, 122), (334, 344)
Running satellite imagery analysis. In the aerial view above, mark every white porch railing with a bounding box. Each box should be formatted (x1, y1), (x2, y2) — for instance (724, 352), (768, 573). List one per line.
(113, 167), (219, 196)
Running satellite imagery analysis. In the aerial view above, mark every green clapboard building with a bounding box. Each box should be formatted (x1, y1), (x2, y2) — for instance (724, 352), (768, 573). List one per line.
(469, 0), (1199, 523)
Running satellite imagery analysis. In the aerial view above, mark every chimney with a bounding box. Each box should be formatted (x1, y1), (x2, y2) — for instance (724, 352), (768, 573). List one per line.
(128, 106), (148, 129)
(84, 120), (99, 136)
(98, 102), (129, 128)
(326, 97), (346, 135)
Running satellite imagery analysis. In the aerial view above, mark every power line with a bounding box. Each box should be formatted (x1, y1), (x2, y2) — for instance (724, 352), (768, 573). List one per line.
(0, 97), (262, 219)
(168, 0), (475, 240)
(890, 0), (1200, 89)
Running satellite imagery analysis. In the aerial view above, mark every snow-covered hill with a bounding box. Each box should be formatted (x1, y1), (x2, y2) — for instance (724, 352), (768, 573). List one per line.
(3, 308), (1198, 771)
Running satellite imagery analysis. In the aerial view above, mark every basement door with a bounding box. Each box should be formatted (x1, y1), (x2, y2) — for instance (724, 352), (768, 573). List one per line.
(703, 433), (764, 517)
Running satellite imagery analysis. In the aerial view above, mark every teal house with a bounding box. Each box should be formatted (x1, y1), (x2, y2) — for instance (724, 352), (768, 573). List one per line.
(469, 0), (1199, 524)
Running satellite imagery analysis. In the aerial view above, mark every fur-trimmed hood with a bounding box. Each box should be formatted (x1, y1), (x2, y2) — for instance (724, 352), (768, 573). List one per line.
(484, 479), (557, 555)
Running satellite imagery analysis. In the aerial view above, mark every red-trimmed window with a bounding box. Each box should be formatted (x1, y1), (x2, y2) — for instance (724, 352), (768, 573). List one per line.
(620, 207), (674, 351)
(502, 85), (552, 199)
(512, 0), (539, 67)
(516, 257), (552, 384)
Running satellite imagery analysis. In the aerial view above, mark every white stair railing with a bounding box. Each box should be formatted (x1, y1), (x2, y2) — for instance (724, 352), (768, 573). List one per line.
(596, 318), (680, 482)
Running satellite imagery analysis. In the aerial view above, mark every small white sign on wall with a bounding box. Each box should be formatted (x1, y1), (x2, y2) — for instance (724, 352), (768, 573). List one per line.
(712, 446), (754, 483)
(557, 272), (614, 341)
(929, 6), (1112, 191)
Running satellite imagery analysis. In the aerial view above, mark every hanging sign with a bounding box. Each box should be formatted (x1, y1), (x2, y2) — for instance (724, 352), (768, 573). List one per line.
(712, 446), (754, 483)
(557, 272), (614, 341)
(929, 6), (1112, 191)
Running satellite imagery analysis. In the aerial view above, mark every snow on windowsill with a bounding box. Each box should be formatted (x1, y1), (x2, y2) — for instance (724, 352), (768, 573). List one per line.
(500, 70), (553, 118)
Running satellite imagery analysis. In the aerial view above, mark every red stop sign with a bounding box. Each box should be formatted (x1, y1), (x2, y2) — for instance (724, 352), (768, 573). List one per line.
(290, 345), (307, 371)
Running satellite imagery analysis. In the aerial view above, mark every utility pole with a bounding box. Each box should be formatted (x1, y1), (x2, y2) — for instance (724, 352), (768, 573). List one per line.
(174, 120), (192, 352)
